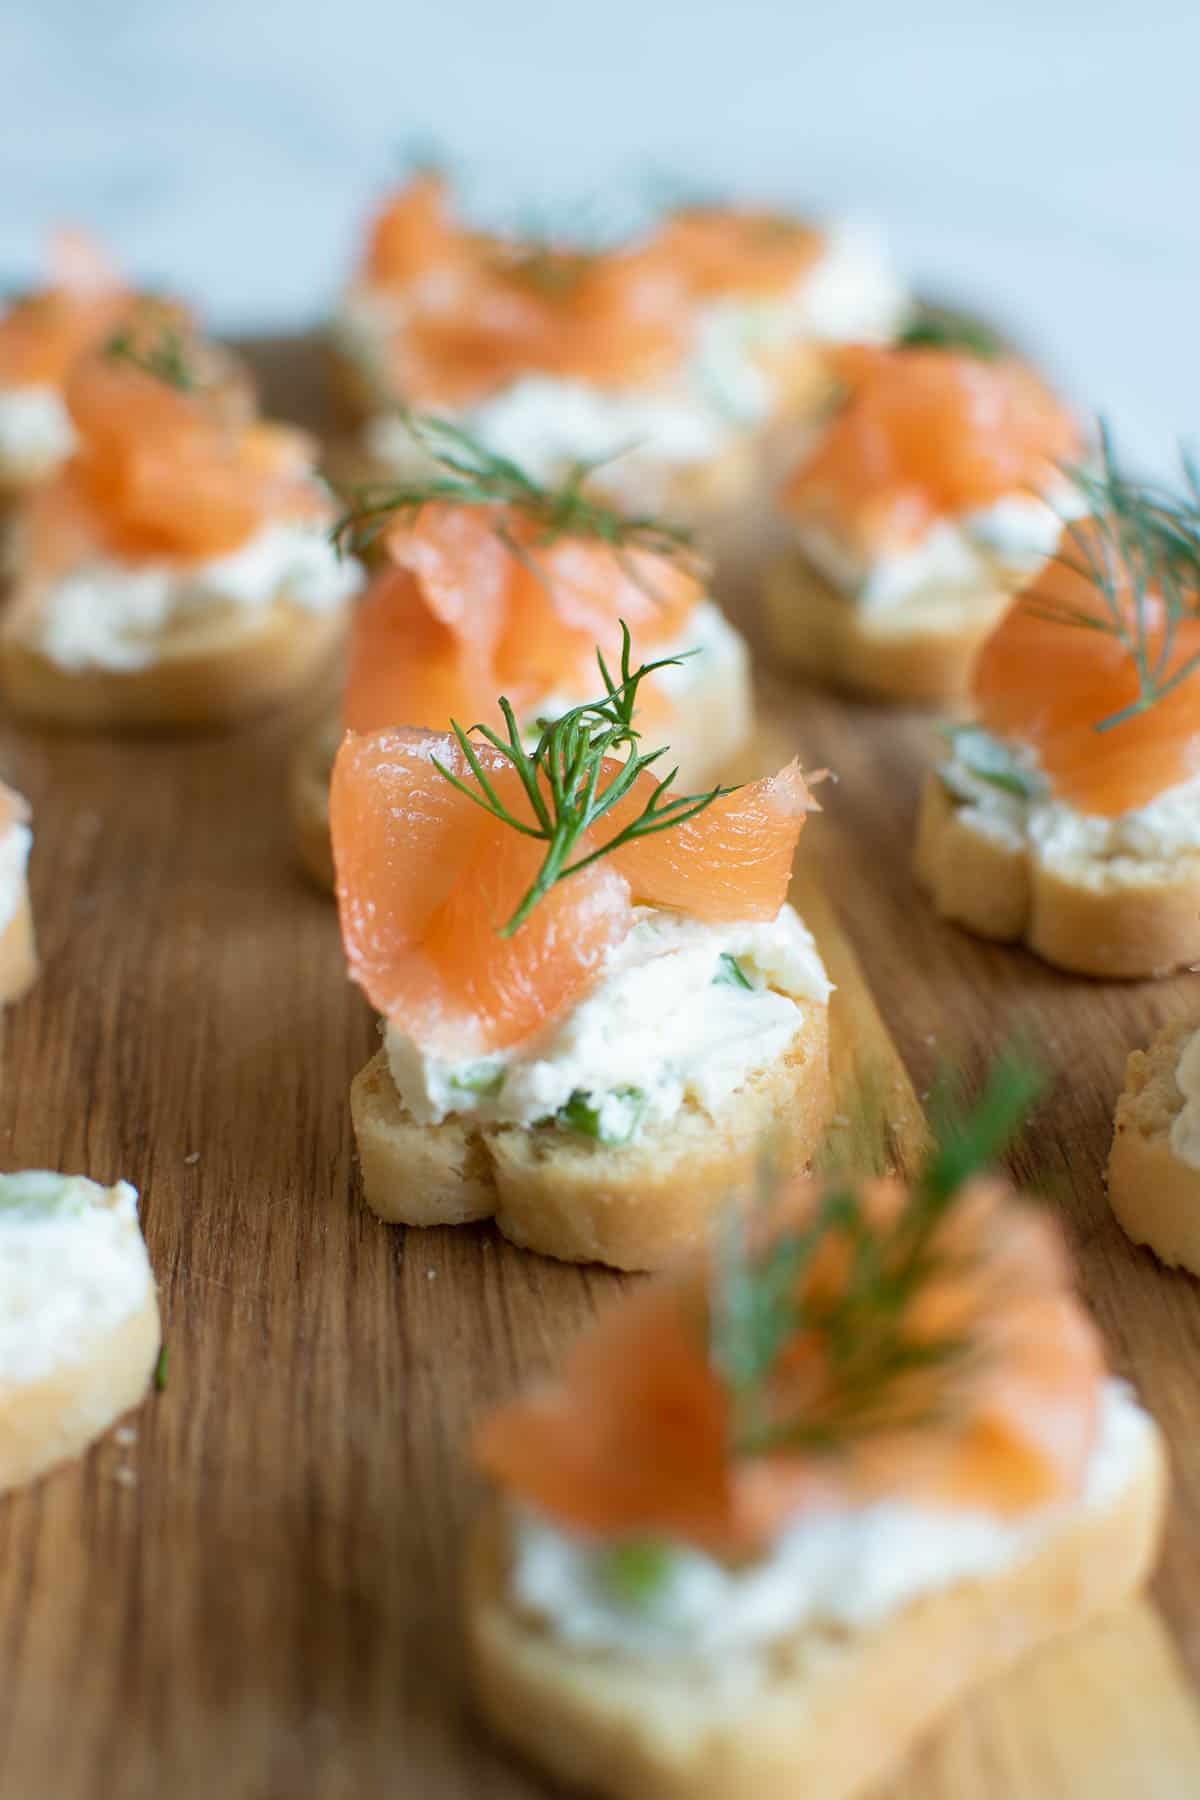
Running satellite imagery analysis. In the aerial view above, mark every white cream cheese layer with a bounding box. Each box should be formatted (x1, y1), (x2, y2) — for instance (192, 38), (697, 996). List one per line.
(0, 1173), (153, 1384)
(386, 902), (830, 1138)
(34, 519), (363, 673)
(795, 484), (1080, 617)
(508, 1379), (1149, 1662)
(0, 383), (77, 481)
(0, 818), (32, 933)
(941, 729), (1200, 864)
(1169, 1030), (1200, 1170)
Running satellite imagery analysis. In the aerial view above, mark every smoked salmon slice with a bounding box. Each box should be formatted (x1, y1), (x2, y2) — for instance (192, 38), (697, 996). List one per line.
(973, 519), (1200, 816)
(0, 228), (129, 389)
(341, 502), (705, 738)
(26, 351), (318, 567)
(785, 346), (1079, 552)
(331, 727), (814, 1053)
(477, 1174), (1103, 1555)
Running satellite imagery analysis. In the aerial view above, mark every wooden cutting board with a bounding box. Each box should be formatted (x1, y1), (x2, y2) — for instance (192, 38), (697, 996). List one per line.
(1, 339), (1199, 1800)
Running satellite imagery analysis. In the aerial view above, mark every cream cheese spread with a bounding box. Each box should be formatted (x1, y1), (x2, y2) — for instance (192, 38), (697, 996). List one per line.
(941, 728), (1200, 865)
(0, 1173), (153, 1385)
(507, 1379), (1149, 1662)
(33, 518), (363, 673)
(0, 383), (77, 481)
(0, 817), (32, 934)
(385, 902), (830, 1139)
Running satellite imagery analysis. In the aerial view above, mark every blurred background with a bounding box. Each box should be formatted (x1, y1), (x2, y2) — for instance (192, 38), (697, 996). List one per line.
(2, 0), (1196, 464)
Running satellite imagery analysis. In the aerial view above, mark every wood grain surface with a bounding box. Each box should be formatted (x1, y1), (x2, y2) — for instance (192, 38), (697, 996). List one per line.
(1, 342), (1199, 1799)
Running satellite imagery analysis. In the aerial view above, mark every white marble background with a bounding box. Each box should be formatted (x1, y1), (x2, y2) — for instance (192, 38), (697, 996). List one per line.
(1, 0), (1196, 465)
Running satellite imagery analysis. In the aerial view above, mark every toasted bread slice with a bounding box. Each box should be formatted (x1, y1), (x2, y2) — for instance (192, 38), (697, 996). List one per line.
(289, 643), (756, 894)
(913, 770), (1200, 978)
(1109, 1018), (1200, 1272)
(466, 1402), (1165, 1800)
(0, 1177), (161, 1494)
(0, 593), (349, 732)
(350, 1004), (830, 1270)
(762, 553), (1006, 705)
(0, 889), (37, 1005)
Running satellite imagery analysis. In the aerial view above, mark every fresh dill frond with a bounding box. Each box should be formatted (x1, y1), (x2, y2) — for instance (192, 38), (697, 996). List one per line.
(332, 411), (697, 571)
(1025, 424), (1200, 730)
(899, 306), (1006, 359)
(105, 324), (196, 392)
(710, 1055), (1045, 1459)
(431, 621), (734, 936)
(154, 1344), (170, 1392)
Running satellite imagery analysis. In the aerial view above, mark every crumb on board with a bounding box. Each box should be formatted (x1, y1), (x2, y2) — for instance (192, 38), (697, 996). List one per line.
(114, 1466), (137, 1488)
(184, 1152), (200, 1166)
(114, 1426), (137, 1447)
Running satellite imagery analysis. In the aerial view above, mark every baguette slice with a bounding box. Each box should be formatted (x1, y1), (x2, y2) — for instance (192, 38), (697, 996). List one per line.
(913, 769), (1200, 978)
(762, 553), (1006, 705)
(467, 1404), (1166, 1800)
(0, 1175), (161, 1494)
(1109, 1017), (1200, 1271)
(0, 592), (349, 732)
(351, 1002), (830, 1270)
(289, 640), (756, 894)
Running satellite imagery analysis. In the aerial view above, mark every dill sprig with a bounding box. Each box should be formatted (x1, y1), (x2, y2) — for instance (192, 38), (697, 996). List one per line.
(105, 324), (196, 392)
(432, 621), (734, 936)
(899, 306), (1006, 359)
(333, 411), (697, 569)
(1025, 424), (1200, 731)
(710, 1055), (1044, 1459)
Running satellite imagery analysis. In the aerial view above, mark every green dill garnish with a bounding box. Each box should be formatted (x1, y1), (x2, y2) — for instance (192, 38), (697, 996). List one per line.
(899, 307), (1006, 359)
(154, 1344), (170, 1392)
(709, 1056), (1044, 1459)
(713, 952), (754, 990)
(332, 411), (697, 569)
(941, 725), (1036, 799)
(597, 1540), (677, 1608)
(558, 1085), (647, 1146)
(1026, 424), (1200, 731)
(450, 1062), (505, 1098)
(432, 622), (734, 935)
(105, 325), (195, 392)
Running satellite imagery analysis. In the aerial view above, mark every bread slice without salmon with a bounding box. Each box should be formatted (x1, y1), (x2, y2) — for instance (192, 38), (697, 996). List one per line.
(761, 553), (1007, 706)
(350, 1005), (831, 1271)
(289, 646), (756, 896)
(0, 1182), (161, 1495)
(1109, 1018), (1200, 1273)
(0, 592), (349, 732)
(465, 1411), (1166, 1800)
(913, 770), (1200, 979)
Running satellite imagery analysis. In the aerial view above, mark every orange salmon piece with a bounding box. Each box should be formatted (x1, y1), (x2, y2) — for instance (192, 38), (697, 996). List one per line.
(656, 206), (823, 299)
(786, 347), (1079, 552)
(331, 727), (631, 1053)
(973, 524), (1200, 816)
(478, 1176), (1103, 1555)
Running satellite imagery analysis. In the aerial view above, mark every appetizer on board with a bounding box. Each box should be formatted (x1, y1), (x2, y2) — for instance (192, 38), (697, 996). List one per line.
(1109, 1018), (1200, 1274)
(763, 336), (1081, 703)
(328, 171), (908, 515)
(0, 1172), (161, 1495)
(915, 437), (1200, 976)
(332, 633), (830, 1269)
(0, 781), (36, 1004)
(0, 228), (252, 507)
(0, 333), (361, 730)
(467, 1066), (1165, 1800)
(291, 419), (753, 889)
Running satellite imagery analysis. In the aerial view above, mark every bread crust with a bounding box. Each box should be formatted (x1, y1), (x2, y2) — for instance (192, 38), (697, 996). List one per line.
(289, 644), (755, 895)
(350, 1003), (831, 1270)
(1108, 1017), (1200, 1272)
(0, 889), (37, 1004)
(913, 771), (1200, 978)
(0, 595), (349, 732)
(762, 554), (1007, 705)
(466, 1417), (1166, 1800)
(0, 1289), (161, 1495)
